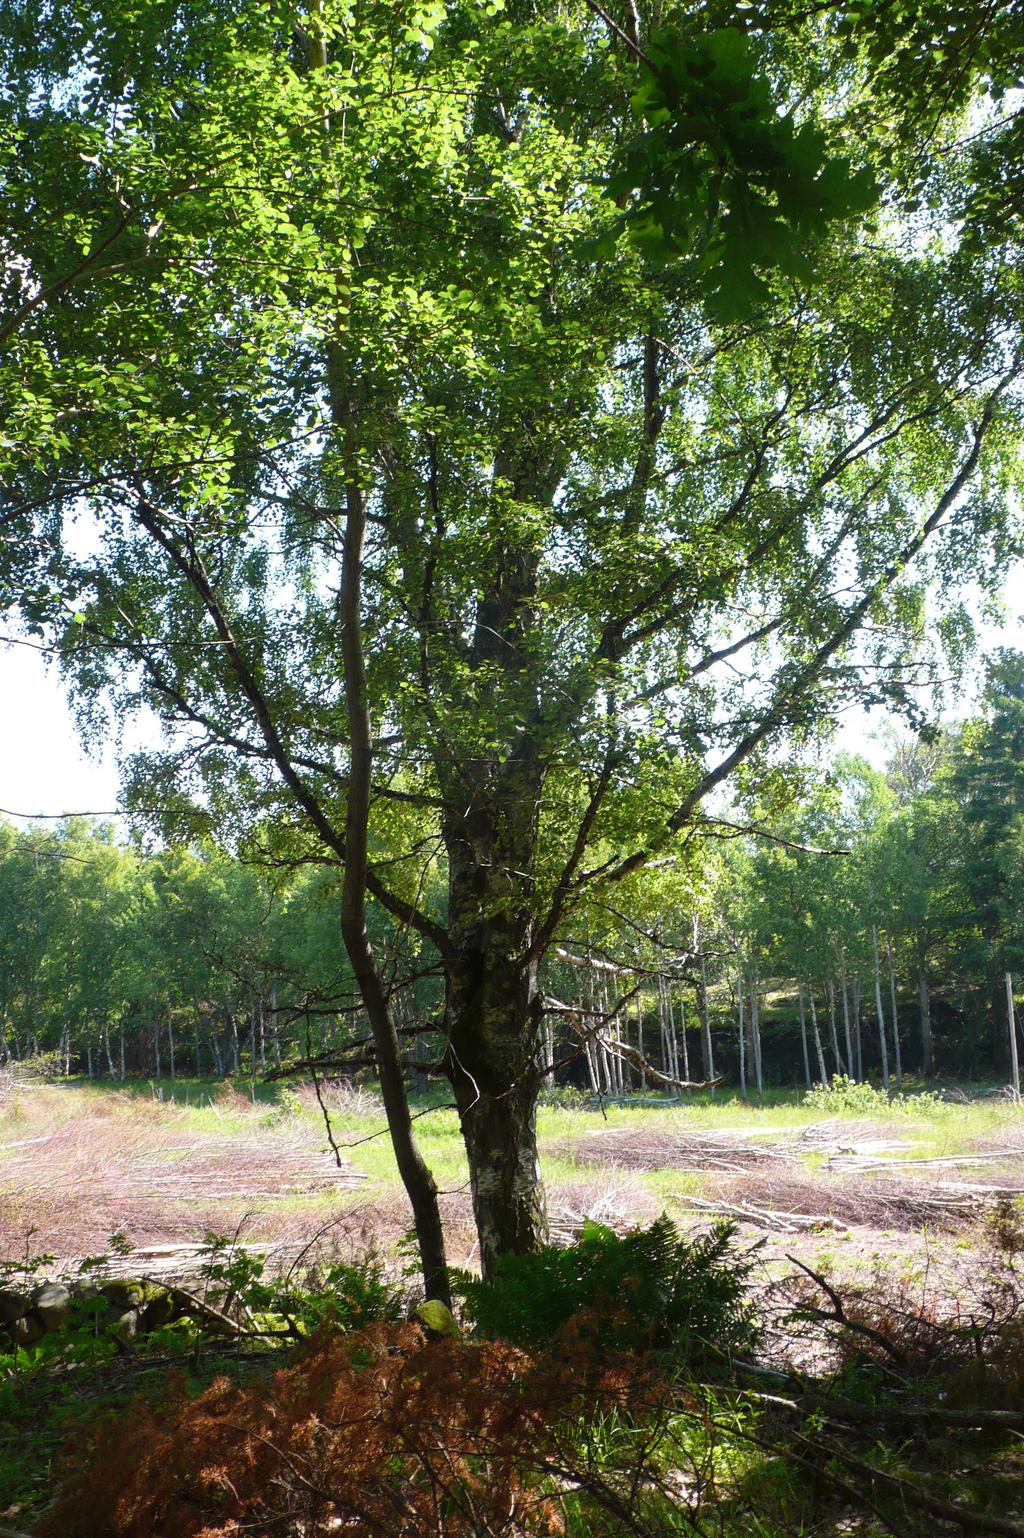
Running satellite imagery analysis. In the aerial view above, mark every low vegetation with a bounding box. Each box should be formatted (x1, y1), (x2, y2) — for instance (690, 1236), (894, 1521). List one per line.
(3, 1080), (1024, 1533)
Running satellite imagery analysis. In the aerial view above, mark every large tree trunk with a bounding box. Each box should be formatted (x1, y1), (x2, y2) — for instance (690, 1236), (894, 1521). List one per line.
(445, 820), (548, 1280)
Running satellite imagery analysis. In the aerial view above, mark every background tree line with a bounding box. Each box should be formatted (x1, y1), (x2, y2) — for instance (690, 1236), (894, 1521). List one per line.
(3, 647), (1021, 1089)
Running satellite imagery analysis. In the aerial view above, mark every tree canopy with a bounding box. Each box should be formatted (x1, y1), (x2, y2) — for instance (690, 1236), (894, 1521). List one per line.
(3, 0), (1024, 1288)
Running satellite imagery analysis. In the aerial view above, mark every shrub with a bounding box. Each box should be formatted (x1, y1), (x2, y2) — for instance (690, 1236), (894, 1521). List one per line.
(803, 1075), (942, 1116)
(456, 1216), (759, 1364)
(43, 1322), (667, 1538)
(197, 1231), (404, 1335)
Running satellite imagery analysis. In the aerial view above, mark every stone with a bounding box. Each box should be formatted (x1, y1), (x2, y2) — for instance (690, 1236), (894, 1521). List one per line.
(140, 1288), (175, 1331)
(34, 1282), (71, 1330)
(0, 1289), (29, 1325)
(7, 1312), (45, 1346)
(108, 1308), (139, 1346)
(99, 1278), (145, 1309)
(413, 1299), (460, 1339)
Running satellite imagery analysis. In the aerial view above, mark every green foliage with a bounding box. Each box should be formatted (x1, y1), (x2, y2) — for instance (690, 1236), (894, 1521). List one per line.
(456, 1216), (758, 1363)
(612, 26), (877, 317)
(197, 1232), (404, 1337)
(803, 1075), (941, 1116)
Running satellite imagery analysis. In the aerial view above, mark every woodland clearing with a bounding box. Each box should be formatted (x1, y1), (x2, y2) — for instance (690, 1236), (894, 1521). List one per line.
(2, 1077), (1020, 1286)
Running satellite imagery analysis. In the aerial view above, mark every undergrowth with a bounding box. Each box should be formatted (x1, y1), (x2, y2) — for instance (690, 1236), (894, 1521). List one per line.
(14, 1209), (1024, 1537)
(455, 1216), (759, 1365)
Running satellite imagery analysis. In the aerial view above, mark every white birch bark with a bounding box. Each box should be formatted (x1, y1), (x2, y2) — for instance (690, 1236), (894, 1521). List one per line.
(871, 925), (891, 1090)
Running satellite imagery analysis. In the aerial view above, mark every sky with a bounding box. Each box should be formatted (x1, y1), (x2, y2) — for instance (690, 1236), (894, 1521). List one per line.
(2, 566), (1024, 824)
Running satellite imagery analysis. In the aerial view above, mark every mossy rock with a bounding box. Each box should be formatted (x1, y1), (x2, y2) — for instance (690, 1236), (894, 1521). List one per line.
(413, 1300), (460, 1339)
(97, 1279), (146, 1309)
(0, 1289), (30, 1326)
(140, 1289), (176, 1331)
(7, 1312), (45, 1346)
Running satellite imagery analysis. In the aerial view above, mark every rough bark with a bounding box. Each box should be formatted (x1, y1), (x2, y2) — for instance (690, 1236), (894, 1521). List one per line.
(444, 804), (549, 1279)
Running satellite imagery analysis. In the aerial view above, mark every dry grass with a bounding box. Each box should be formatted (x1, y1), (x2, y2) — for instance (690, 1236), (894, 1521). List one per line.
(292, 1078), (386, 1117)
(0, 1086), (363, 1256)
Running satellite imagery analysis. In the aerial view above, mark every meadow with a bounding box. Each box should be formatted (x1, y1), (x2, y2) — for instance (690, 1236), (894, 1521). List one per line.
(3, 1073), (1021, 1287)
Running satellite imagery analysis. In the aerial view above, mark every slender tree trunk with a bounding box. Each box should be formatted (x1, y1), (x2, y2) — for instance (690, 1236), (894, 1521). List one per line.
(827, 979), (843, 1076)
(840, 971), (854, 1079)
(852, 976), (863, 1079)
(668, 983), (687, 1082)
(657, 974), (670, 1097)
(168, 1015), (175, 1083)
(737, 972), (747, 1101)
(154, 1019), (161, 1079)
(750, 974), (763, 1093)
(119, 1025), (125, 1081)
(918, 949), (933, 1077)
(584, 972), (600, 1094)
(871, 925), (891, 1091)
(797, 981), (811, 1090)
(699, 954), (715, 1095)
(231, 1016), (239, 1075)
(808, 987), (827, 1085)
(886, 937), (903, 1089)
(270, 986), (281, 1069)
(1006, 973), (1020, 1101)
(334, 364), (450, 1303)
(630, 984), (639, 1082)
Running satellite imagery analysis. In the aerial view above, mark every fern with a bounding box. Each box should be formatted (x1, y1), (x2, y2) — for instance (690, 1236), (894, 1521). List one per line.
(455, 1216), (759, 1365)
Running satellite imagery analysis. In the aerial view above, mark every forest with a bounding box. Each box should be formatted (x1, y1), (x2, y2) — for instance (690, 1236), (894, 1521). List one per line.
(5, 0), (1024, 1532)
(3, 649), (1023, 1090)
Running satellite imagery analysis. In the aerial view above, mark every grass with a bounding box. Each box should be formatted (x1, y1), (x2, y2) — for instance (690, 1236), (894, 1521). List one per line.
(3, 1075), (1024, 1534)
(2, 1075), (1022, 1271)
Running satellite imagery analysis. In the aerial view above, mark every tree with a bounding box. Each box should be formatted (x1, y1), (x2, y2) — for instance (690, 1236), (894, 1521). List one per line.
(4, 0), (1023, 1282)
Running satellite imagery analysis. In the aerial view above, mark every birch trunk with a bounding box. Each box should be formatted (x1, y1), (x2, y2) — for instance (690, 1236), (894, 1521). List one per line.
(808, 988), (827, 1085)
(871, 925), (891, 1090)
(827, 979), (843, 1076)
(737, 972), (747, 1101)
(750, 975), (763, 1093)
(840, 972), (854, 1079)
(699, 955), (715, 1095)
(797, 981), (811, 1090)
(886, 937), (903, 1089)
